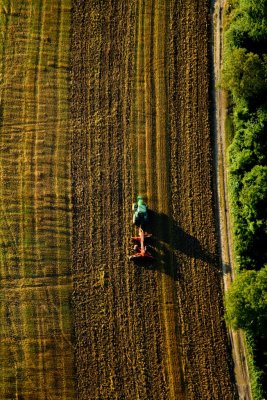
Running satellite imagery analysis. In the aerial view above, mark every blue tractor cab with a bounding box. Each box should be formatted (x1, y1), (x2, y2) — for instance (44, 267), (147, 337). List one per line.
(132, 196), (148, 228)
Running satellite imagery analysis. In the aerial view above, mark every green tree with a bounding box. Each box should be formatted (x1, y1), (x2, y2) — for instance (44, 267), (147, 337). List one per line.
(240, 165), (267, 234)
(224, 18), (248, 49)
(239, 0), (267, 40)
(225, 266), (267, 334)
(221, 48), (267, 100)
(228, 109), (267, 175)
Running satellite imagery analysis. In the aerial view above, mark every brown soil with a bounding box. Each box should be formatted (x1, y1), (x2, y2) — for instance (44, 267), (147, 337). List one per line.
(70, 1), (237, 399)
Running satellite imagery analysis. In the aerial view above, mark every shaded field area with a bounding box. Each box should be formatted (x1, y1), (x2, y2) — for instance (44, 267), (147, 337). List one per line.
(0, 1), (75, 399)
(71, 0), (237, 399)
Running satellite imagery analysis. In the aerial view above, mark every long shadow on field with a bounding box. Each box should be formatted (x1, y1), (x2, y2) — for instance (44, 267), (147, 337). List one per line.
(140, 210), (221, 279)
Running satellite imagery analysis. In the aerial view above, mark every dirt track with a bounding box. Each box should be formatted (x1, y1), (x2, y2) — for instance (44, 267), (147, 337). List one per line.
(71, 1), (238, 399)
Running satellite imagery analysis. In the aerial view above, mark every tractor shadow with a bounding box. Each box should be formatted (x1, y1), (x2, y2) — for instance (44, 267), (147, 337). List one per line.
(136, 210), (222, 279)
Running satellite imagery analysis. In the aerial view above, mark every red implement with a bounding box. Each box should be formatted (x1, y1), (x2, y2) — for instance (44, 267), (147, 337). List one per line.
(129, 228), (154, 261)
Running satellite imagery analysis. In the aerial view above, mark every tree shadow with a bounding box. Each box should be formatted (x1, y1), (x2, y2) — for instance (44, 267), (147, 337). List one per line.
(131, 210), (225, 279)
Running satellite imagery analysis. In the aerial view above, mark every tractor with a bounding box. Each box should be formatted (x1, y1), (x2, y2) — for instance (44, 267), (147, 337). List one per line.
(132, 195), (148, 228)
(129, 196), (154, 261)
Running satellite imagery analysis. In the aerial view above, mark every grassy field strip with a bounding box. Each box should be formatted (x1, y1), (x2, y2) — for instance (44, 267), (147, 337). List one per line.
(135, 0), (147, 197)
(133, 1), (185, 398)
(34, 0), (45, 276)
(20, 0), (32, 286)
(134, 2), (168, 397)
(153, 1), (184, 398)
(0, 0), (21, 281)
(21, 0), (42, 279)
(55, 2), (72, 397)
(0, 1), (75, 398)
(124, 5), (169, 398)
(0, 2), (29, 396)
(144, 0), (157, 205)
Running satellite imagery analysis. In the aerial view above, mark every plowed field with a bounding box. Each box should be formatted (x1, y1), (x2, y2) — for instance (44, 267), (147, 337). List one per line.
(71, 1), (237, 399)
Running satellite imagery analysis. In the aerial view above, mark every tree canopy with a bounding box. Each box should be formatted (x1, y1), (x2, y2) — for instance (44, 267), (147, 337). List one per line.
(225, 266), (267, 335)
(240, 166), (267, 234)
(221, 48), (267, 101)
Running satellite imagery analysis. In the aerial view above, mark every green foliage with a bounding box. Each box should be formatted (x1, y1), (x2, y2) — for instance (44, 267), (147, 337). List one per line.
(228, 172), (267, 270)
(224, 0), (241, 30)
(229, 109), (267, 174)
(228, 146), (255, 175)
(225, 268), (267, 397)
(227, 111), (267, 268)
(222, 0), (267, 392)
(225, 266), (267, 334)
(239, 0), (267, 40)
(245, 331), (266, 400)
(240, 166), (267, 234)
(227, 107), (267, 269)
(221, 48), (267, 101)
(224, 0), (267, 48)
(224, 18), (250, 49)
(232, 97), (249, 128)
(243, 109), (267, 163)
(225, 113), (235, 147)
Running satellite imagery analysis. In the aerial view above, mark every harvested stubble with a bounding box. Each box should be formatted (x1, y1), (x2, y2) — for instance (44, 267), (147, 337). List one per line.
(0, 1), (75, 399)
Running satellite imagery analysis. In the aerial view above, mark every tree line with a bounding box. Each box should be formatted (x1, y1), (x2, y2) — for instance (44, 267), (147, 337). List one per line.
(220, 0), (267, 397)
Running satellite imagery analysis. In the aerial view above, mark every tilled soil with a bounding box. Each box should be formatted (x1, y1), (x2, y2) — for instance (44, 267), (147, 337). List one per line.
(169, 2), (236, 397)
(71, 1), (237, 399)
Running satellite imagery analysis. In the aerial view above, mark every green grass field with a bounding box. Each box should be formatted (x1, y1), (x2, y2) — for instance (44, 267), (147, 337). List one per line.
(0, 1), (75, 398)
